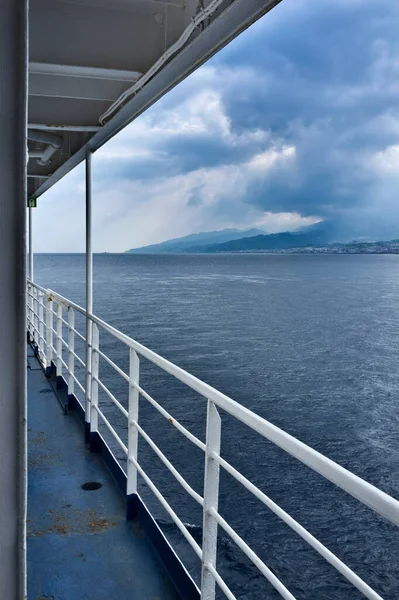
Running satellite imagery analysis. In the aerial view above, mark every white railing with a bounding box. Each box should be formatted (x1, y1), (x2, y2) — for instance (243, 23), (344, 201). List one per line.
(26, 279), (399, 600)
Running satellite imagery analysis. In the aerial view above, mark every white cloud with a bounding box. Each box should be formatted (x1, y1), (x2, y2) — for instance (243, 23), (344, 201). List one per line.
(247, 146), (295, 172)
(254, 212), (320, 232)
(371, 144), (399, 172)
(96, 89), (232, 162)
(34, 81), (313, 252)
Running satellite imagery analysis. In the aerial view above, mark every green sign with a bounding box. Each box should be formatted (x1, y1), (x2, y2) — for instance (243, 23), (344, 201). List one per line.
(27, 198), (37, 208)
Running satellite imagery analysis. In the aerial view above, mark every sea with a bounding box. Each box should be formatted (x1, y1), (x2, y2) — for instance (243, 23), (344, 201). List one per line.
(34, 253), (399, 600)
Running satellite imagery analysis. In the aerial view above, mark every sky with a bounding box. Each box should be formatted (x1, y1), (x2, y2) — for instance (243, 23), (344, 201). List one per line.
(34, 0), (399, 252)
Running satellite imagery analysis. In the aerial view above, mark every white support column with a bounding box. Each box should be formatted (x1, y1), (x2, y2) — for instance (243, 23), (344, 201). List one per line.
(46, 295), (53, 374)
(67, 307), (75, 396)
(28, 205), (33, 281)
(0, 0), (28, 596)
(38, 291), (44, 359)
(127, 349), (140, 494)
(127, 348), (140, 519)
(33, 287), (39, 345)
(27, 283), (33, 341)
(90, 323), (99, 452)
(201, 400), (221, 599)
(85, 149), (93, 441)
(56, 303), (62, 378)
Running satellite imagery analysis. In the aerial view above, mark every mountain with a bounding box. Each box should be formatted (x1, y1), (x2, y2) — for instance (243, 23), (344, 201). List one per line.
(202, 221), (334, 252)
(125, 228), (266, 253)
(125, 220), (364, 254)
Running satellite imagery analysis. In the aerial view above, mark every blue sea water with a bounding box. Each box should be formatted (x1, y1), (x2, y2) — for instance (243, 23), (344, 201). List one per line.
(34, 253), (399, 599)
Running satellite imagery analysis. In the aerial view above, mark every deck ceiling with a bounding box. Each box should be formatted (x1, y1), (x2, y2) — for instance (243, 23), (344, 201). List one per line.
(28, 0), (282, 199)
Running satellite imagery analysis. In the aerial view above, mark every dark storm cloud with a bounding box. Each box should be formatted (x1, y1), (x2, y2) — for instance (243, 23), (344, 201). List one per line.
(96, 0), (399, 235)
(208, 0), (399, 222)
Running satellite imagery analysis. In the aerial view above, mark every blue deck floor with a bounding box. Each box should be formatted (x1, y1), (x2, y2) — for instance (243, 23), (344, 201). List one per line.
(27, 345), (179, 600)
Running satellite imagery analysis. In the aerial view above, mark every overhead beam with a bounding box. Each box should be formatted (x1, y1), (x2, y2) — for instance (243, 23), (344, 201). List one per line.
(32, 0), (283, 199)
(29, 62), (142, 82)
(28, 123), (101, 132)
(28, 95), (110, 128)
(29, 74), (132, 102)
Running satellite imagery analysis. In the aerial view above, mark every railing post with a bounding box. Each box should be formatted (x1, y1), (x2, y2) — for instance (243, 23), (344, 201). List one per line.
(67, 307), (75, 399)
(56, 303), (62, 380)
(127, 348), (140, 519)
(201, 400), (221, 599)
(45, 295), (53, 376)
(90, 324), (100, 452)
(31, 286), (35, 343)
(28, 204), (34, 281)
(34, 287), (39, 346)
(38, 291), (44, 360)
(85, 148), (93, 443)
(27, 283), (33, 341)
(85, 319), (93, 441)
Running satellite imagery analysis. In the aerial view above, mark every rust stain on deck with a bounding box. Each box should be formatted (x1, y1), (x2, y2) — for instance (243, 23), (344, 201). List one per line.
(28, 505), (119, 537)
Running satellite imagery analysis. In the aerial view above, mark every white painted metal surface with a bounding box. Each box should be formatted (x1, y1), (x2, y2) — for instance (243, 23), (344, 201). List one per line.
(127, 349), (140, 496)
(26, 280), (398, 600)
(85, 150), (93, 435)
(90, 324), (100, 436)
(29, 63), (142, 82)
(28, 206), (33, 280)
(201, 400), (221, 600)
(28, 124), (101, 132)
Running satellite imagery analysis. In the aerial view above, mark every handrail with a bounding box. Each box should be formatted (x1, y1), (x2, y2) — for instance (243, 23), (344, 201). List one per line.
(27, 278), (48, 295)
(27, 280), (397, 600)
(46, 287), (399, 527)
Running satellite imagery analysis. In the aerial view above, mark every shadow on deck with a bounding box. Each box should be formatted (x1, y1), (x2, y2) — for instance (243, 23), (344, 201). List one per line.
(27, 344), (180, 600)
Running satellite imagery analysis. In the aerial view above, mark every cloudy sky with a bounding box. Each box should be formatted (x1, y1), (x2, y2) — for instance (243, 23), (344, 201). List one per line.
(34, 0), (399, 252)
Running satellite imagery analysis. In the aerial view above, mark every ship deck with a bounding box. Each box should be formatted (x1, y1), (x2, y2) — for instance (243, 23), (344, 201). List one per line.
(27, 343), (179, 600)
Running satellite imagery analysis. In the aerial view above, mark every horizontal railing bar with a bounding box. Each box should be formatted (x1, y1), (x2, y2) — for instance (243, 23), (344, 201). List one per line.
(206, 564), (236, 600)
(27, 279), (48, 294)
(71, 327), (86, 342)
(61, 337), (69, 349)
(133, 382), (206, 452)
(209, 507), (296, 600)
(213, 453), (384, 600)
(29, 330), (45, 343)
(132, 419), (204, 506)
(70, 372), (85, 394)
(50, 309), (58, 317)
(60, 316), (69, 327)
(93, 375), (129, 419)
(69, 348), (85, 368)
(50, 327), (57, 336)
(46, 287), (399, 527)
(128, 454), (203, 559)
(30, 309), (44, 321)
(93, 405), (128, 456)
(96, 348), (130, 383)
(48, 289), (86, 314)
(59, 356), (68, 371)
